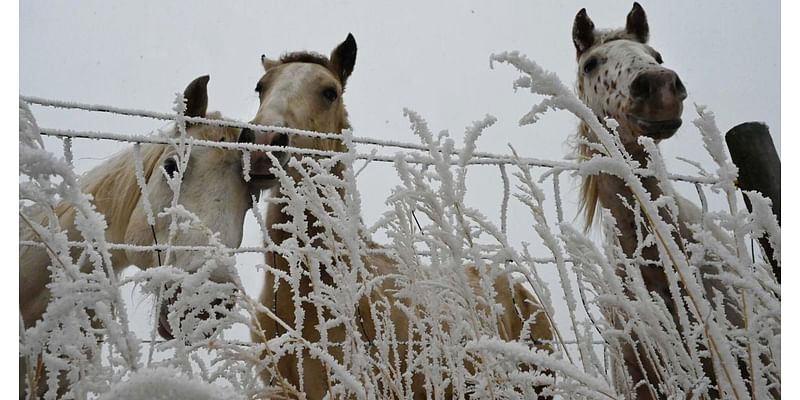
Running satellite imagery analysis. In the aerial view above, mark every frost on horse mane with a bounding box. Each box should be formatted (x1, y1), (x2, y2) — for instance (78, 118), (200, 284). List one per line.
(20, 49), (779, 399)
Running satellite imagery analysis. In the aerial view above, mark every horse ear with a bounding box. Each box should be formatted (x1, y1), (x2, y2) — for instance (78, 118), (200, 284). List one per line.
(330, 33), (357, 86)
(183, 75), (209, 118)
(572, 8), (596, 56)
(261, 54), (278, 71)
(625, 2), (649, 43)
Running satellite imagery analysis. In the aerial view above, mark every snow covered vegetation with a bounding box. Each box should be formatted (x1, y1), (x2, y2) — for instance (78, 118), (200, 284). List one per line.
(19, 50), (779, 400)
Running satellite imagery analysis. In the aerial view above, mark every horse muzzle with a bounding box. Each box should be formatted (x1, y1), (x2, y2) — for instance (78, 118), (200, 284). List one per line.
(627, 68), (686, 140)
(239, 128), (291, 190)
(628, 115), (682, 140)
(157, 285), (237, 341)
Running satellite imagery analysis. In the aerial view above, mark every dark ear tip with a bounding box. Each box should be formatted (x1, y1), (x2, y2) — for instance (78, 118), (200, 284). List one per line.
(188, 75), (210, 86)
(183, 75), (209, 118)
(184, 75), (210, 94)
(261, 54), (266, 61)
(344, 33), (357, 49)
(574, 8), (594, 30)
(630, 2), (646, 16)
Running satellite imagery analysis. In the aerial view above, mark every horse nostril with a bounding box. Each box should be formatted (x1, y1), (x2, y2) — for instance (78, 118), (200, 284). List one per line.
(272, 133), (288, 148)
(630, 74), (652, 100)
(674, 75), (687, 99)
(238, 128), (255, 143)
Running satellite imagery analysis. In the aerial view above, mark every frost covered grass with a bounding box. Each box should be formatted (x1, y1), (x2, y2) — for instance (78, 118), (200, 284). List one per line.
(19, 53), (779, 399)
(489, 51), (780, 399)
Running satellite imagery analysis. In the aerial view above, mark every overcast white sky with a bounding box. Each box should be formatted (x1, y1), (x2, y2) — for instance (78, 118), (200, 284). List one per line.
(20, 1), (780, 346)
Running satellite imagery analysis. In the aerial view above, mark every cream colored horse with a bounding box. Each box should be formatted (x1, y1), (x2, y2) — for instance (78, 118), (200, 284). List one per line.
(19, 76), (287, 398)
(249, 34), (554, 399)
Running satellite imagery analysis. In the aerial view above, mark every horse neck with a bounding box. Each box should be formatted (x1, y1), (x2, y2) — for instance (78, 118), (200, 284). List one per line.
(579, 121), (666, 257)
(20, 144), (164, 328)
(266, 149), (348, 266)
(79, 144), (165, 243)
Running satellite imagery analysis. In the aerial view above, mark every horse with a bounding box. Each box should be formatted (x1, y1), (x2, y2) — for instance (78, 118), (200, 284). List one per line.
(571, 3), (757, 399)
(248, 34), (554, 399)
(19, 75), (288, 398)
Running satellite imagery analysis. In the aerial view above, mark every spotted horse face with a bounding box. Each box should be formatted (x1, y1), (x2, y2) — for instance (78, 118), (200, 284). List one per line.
(573, 2), (687, 144)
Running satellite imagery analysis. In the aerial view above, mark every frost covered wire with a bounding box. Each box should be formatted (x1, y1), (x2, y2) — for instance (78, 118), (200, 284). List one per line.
(21, 94), (717, 183)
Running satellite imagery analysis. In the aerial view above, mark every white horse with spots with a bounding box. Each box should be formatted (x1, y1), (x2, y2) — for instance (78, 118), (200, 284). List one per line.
(570, 3), (770, 399)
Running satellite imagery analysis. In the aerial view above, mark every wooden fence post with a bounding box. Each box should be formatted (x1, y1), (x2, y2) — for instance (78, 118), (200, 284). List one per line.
(725, 122), (780, 283)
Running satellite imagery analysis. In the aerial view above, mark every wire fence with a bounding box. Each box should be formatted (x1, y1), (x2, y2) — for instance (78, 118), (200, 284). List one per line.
(18, 93), (724, 344)
(20, 88), (776, 399)
(20, 94), (718, 242)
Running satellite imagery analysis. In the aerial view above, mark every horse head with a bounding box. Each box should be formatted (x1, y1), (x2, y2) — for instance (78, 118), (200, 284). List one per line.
(244, 33), (356, 161)
(573, 3), (686, 145)
(124, 75), (287, 339)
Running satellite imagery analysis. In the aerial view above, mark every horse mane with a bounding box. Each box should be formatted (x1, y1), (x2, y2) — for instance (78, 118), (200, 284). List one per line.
(66, 136), (169, 241)
(573, 122), (600, 230)
(573, 28), (645, 231)
(592, 28), (646, 47)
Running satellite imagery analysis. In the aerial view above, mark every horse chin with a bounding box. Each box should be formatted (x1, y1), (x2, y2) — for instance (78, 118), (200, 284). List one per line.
(248, 175), (281, 192)
(157, 299), (175, 340)
(628, 114), (682, 140)
(246, 152), (290, 193)
(156, 287), (235, 341)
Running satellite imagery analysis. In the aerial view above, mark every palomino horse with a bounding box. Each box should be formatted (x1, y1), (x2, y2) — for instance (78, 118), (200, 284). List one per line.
(19, 76), (287, 398)
(248, 34), (554, 399)
(571, 3), (754, 399)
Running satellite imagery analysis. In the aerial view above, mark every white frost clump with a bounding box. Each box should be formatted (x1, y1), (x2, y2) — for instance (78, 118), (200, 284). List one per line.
(99, 367), (244, 400)
(20, 100), (44, 149)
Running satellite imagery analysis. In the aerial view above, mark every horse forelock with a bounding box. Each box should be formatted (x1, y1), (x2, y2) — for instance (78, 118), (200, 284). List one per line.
(185, 111), (241, 143)
(594, 28), (646, 48)
(266, 51), (350, 95)
(278, 52), (331, 70)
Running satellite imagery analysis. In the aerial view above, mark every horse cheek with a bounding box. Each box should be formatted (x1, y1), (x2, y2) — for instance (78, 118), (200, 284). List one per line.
(124, 211), (158, 269)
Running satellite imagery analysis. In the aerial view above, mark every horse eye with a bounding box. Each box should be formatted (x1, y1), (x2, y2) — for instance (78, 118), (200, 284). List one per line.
(163, 157), (179, 178)
(322, 88), (338, 102)
(583, 57), (599, 74)
(654, 52), (664, 64)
